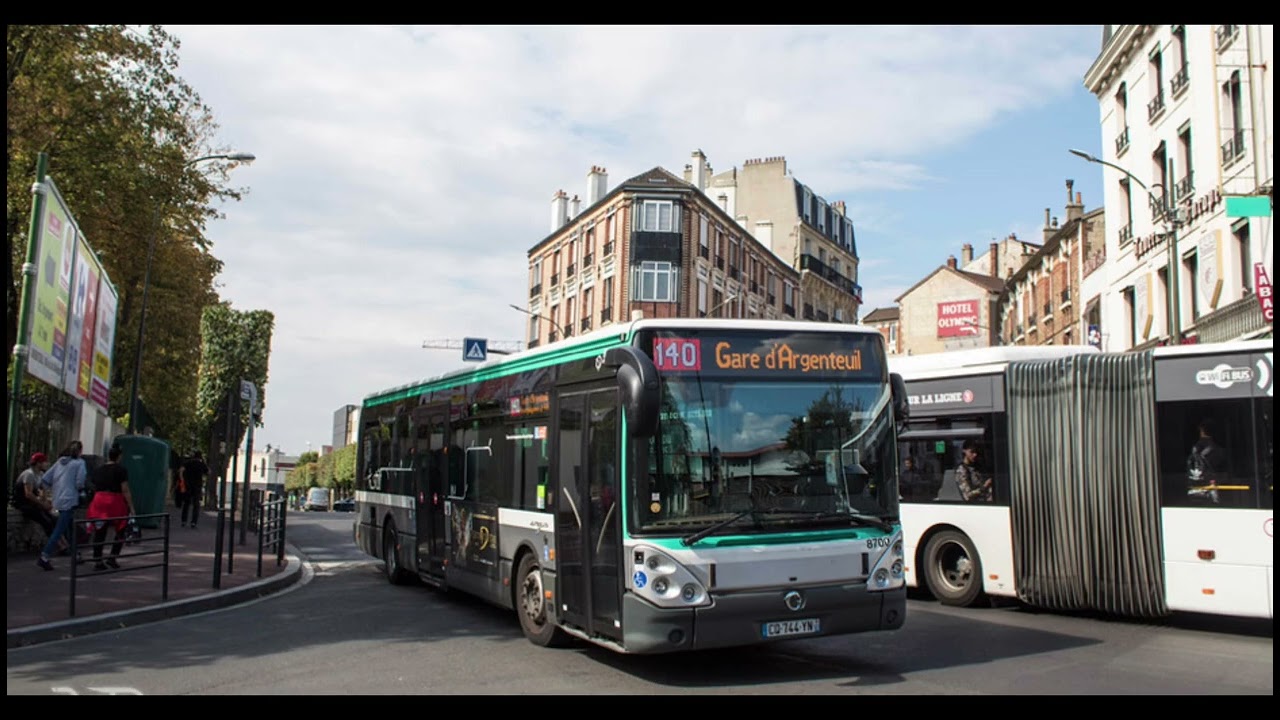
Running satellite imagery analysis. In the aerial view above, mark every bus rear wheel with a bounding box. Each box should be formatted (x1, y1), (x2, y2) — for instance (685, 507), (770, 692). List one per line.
(383, 523), (409, 586)
(515, 553), (569, 647)
(923, 529), (984, 607)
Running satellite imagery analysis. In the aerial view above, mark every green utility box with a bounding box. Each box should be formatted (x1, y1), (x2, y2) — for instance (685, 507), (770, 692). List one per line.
(112, 435), (172, 528)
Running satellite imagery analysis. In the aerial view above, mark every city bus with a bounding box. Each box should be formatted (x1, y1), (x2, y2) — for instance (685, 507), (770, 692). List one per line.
(890, 338), (1273, 619)
(353, 318), (910, 653)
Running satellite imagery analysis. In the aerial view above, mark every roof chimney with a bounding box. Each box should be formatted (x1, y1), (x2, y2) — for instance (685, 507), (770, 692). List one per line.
(946, 255), (957, 270)
(587, 166), (608, 205)
(551, 190), (569, 231)
(692, 149), (708, 192)
(961, 243), (973, 266)
(1043, 208), (1056, 243)
(571, 194), (581, 218)
(1065, 179), (1084, 222)
(833, 200), (847, 217)
(989, 242), (999, 278)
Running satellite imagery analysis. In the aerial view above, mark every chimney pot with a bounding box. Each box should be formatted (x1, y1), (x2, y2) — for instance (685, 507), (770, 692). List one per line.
(947, 255), (958, 269)
(990, 242), (999, 278)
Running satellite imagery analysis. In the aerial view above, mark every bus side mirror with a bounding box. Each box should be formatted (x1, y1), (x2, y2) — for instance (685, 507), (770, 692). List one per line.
(604, 346), (661, 438)
(890, 373), (910, 426)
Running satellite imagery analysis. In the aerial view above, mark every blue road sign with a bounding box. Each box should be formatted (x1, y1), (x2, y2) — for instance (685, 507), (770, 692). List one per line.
(463, 337), (488, 362)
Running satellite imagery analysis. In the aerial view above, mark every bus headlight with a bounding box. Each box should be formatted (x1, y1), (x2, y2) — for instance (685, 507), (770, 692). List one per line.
(891, 559), (904, 578)
(629, 546), (711, 608)
(873, 568), (890, 588)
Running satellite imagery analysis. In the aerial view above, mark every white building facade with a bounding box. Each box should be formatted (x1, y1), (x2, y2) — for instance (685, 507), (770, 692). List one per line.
(1083, 24), (1272, 351)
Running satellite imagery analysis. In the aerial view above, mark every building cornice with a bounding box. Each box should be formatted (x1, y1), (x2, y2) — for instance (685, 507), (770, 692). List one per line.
(1083, 25), (1154, 97)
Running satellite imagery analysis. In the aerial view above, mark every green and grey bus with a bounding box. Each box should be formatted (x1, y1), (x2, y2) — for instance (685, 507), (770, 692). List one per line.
(353, 318), (910, 654)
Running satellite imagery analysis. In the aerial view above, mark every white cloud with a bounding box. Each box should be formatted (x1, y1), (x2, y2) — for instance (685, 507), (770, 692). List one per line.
(165, 24), (1097, 454)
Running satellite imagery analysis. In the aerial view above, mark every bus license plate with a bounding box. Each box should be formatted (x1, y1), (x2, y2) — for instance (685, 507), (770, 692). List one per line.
(763, 618), (821, 638)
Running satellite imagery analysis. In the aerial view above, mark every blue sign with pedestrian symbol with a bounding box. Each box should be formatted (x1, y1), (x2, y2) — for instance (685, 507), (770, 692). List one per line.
(463, 338), (488, 362)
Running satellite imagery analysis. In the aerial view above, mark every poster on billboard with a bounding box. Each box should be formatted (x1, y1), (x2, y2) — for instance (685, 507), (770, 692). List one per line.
(63, 234), (99, 398)
(27, 178), (78, 389)
(937, 300), (979, 338)
(90, 274), (118, 412)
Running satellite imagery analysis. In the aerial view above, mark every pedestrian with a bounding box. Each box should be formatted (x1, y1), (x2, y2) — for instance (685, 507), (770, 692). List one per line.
(179, 450), (209, 528)
(84, 444), (136, 570)
(36, 440), (88, 571)
(11, 452), (64, 551)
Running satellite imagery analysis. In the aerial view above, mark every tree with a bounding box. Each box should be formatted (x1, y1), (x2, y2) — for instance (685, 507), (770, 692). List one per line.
(296, 451), (319, 465)
(8, 25), (248, 446)
(332, 444), (357, 496)
(193, 303), (274, 458)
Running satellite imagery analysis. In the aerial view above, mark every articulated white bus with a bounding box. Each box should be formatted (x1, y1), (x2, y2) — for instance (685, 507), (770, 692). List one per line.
(890, 339), (1272, 619)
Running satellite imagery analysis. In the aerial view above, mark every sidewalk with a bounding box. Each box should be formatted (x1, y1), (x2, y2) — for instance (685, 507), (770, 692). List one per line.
(7, 507), (304, 649)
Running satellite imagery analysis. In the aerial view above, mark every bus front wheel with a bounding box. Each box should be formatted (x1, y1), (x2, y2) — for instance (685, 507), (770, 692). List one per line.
(515, 553), (570, 648)
(923, 530), (984, 607)
(383, 523), (409, 585)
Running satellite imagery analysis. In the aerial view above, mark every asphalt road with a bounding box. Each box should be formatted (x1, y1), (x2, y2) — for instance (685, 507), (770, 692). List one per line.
(7, 513), (1273, 695)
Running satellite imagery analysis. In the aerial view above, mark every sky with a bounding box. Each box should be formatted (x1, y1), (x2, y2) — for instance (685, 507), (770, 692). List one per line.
(162, 25), (1109, 457)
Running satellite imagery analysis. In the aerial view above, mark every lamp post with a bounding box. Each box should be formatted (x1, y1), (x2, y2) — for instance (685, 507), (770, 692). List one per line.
(711, 292), (742, 316)
(1069, 148), (1181, 345)
(509, 303), (569, 343)
(128, 152), (255, 434)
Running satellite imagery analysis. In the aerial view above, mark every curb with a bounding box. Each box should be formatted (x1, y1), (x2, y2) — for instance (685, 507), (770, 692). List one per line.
(6, 547), (306, 649)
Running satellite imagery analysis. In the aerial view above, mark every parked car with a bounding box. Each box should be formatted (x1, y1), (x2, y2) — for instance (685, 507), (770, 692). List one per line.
(332, 497), (355, 512)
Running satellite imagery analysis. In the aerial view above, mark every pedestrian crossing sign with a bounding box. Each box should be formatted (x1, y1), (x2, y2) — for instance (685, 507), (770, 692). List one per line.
(463, 338), (488, 362)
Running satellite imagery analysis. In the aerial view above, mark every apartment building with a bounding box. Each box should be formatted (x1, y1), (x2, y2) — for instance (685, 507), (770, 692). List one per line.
(524, 164), (799, 347)
(1082, 24), (1272, 350)
(999, 183), (1106, 347)
(700, 152), (863, 322)
(861, 307), (901, 354)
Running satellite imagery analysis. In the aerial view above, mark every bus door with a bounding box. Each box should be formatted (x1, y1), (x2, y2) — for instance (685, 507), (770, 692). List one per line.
(415, 411), (448, 576)
(554, 385), (622, 641)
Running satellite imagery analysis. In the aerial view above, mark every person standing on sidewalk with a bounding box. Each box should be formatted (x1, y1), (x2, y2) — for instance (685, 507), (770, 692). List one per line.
(84, 444), (136, 570)
(36, 441), (87, 571)
(179, 450), (209, 528)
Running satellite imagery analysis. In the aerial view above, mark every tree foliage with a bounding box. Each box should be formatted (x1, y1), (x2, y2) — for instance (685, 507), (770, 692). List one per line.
(194, 303), (274, 457)
(7, 25), (250, 447)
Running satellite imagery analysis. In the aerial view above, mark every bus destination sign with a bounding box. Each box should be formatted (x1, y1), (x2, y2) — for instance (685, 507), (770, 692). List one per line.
(649, 331), (881, 379)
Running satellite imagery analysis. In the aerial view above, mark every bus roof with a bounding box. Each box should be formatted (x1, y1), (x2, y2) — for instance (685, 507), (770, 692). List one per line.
(1152, 337), (1273, 358)
(364, 317), (885, 405)
(887, 344), (1100, 381)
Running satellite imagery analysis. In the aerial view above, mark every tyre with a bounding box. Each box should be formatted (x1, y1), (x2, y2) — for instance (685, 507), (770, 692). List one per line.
(515, 552), (570, 647)
(383, 523), (409, 585)
(922, 529), (984, 607)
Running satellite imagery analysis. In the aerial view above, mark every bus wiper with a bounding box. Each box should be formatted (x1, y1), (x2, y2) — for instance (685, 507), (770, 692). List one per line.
(788, 510), (893, 533)
(680, 509), (759, 546)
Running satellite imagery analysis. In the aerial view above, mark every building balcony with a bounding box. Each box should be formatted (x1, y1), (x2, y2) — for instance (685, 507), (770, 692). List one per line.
(1119, 224), (1134, 245)
(767, 293), (776, 306)
(1027, 315), (1038, 329)
(550, 273), (560, 287)
(1194, 294), (1269, 343)
(802, 304), (814, 320)
(527, 339), (540, 349)
(580, 317), (592, 333)
(783, 303), (795, 317)
(529, 283), (542, 298)
(1147, 92), (1166, 123)
(699, 245), (709, 259)
(1216, 25), (1238, 52)
(1173, 172), (1194, 202)
(750, 280), (759, 294)
(582, 253), (593, 267)
(1222, 128), (1246, 168)
(728, 267), (740, 281)
(602, 240), (614, 256)
(1060, 288), (1072, 311)
(563, 326), (574, 338)
(566, 263), (576, 278)
(1043, 301), (1053, 319)
(715, 257), (725, 270)
(1115, 126), (1130, 156)
(548, 331), (558, 342)
(1170, 64), (1190, 98)
(815, 310), (829, 322)
(600, 307), (612, 324)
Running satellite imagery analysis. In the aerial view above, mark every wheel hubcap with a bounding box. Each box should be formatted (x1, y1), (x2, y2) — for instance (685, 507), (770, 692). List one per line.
(939, 543), (972, 591)
(522, 569), (545, 625)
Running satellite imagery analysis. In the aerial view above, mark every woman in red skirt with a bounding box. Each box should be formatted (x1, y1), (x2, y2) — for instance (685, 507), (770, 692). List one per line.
(85, 444), (136, 570)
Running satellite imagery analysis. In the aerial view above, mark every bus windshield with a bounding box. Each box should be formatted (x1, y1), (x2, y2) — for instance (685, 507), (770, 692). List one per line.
(632, 329), (897, 537)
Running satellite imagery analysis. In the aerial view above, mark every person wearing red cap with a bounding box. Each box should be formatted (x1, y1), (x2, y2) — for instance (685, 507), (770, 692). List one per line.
(11, 451), (61, 550)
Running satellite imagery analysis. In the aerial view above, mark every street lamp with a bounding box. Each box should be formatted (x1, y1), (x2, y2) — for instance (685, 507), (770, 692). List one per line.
(509, 303), (569, 342)
(1068, 148), (1182, 345)
(706, 293), (739, 318)
(128, 152), (255, 434)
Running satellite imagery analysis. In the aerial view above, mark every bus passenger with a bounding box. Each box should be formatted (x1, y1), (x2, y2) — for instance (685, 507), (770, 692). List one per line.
(954, 440), (992, 502)
(900, 456), (927, 501)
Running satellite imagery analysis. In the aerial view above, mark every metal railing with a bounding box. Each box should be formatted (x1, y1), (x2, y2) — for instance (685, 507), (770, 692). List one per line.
(255, 495), (287, 578)
(1170, 64), (1190, 97)
(1115, 126), (1130, 155)
(1221, 128), (1246, 167)
(1147, 92), (1165, 122)
(68, 511), (171, 617)
(1216, 25), (1237, 51)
